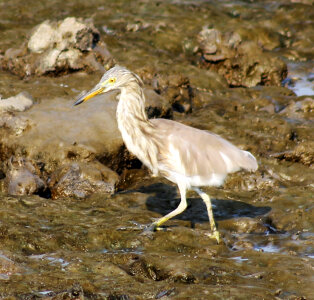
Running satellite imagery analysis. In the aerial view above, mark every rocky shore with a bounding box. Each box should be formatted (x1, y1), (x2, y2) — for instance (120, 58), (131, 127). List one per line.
(0, 0), (313, 298)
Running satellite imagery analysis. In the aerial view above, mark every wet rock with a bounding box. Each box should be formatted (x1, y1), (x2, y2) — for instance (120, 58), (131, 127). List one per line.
(3, 156), (46, 196)
(279, 97), (314, 120)
(128, 254), (195, 283)
(0, 85), (172, 189)
(272, 141), (314, 167)
(0, 92), (33, 112)
(1, 17), (113, 77)
(225, 171), (279, 192)
(144, 88), (172, 118)
(38, 283), (84, 300)
(267, 208), (306, 232)
(49, 162), (119, 199)
(231, 239), (254, 251)
(219, 217), (268, 234)
(195, 27), (287, 87)
(145, 71), (192, 113)
(92, 261), (131, 279)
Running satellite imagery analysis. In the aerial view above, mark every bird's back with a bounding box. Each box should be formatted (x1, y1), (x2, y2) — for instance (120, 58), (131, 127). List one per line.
(150, 118), (257, 188)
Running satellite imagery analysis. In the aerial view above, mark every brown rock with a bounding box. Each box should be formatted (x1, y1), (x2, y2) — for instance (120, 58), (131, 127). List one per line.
(196, 27), (287, 87)
(4, 157), (46, 196)
(49, 162), (119, 199)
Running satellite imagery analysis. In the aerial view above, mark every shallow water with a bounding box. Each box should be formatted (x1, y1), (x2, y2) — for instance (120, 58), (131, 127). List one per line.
(286, 61), (314, 96)
(0, 0), (313, 299)
(0, 178), (313, 298)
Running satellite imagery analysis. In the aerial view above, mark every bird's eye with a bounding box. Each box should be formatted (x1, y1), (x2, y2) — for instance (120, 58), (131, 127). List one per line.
(108, 78), (116, 84)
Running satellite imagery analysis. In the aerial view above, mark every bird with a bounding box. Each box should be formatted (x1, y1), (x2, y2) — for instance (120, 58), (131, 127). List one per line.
(74, 65), (258, 243)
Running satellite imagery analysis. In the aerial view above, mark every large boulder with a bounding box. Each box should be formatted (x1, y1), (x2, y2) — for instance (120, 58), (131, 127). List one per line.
(0, 88), (171, 197)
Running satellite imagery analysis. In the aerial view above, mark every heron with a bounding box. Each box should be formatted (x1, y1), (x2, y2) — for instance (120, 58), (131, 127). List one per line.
(74, 65), (258, 243)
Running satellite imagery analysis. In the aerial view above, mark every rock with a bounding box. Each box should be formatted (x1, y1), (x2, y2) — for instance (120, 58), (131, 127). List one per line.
(144, 88), (172, 118)
(197, 28), (231, 62)
(146, 71), (192, 113)
(218, 217), (268, 234)
(4, 157), (46, 196)
(224, 171), (279, 191)
(0, 92), (33, 112)
(0, 112), (31, 136)
(0, 87), (170, 195)
(40, 283), (85, 300)
(27, 21), (57, 54)
(195, 27), (287, 87)
(49, 162), (119, 199)
(272, 141), (314, 167)
(0, 94), (122, 174)
(1, 17), (113, 77)
(279, 97), (314, 120)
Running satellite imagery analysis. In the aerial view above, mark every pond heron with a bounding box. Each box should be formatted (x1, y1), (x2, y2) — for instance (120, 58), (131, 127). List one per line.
(74, 66), (258, 243)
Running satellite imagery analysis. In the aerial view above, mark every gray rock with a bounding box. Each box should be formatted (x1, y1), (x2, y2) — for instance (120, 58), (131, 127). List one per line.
(0, 87), (170, 195)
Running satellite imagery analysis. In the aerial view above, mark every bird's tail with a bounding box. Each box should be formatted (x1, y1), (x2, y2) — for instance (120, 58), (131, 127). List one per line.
(239, 150), (258, 172)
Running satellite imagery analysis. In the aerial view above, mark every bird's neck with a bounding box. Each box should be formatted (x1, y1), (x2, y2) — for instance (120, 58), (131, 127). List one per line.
(117, 83), (148, 123)
(116, 83), (159, 175)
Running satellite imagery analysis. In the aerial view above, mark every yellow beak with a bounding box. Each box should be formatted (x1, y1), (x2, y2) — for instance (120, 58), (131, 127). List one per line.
(73, 86), (104, 106)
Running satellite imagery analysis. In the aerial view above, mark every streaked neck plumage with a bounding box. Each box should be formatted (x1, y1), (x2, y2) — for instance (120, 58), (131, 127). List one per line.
(116, 81), (159, 175)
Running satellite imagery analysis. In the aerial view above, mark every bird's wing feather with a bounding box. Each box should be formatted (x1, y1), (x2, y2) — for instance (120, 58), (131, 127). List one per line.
(150, 118), (257, 179)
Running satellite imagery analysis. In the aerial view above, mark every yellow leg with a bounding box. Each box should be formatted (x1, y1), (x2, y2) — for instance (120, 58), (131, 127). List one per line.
(193, 187), (220, 243)
(151, 183), (187, 230)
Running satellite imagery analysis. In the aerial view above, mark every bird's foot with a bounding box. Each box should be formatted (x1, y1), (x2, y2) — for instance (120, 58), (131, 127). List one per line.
(144, 222), (157, 232)
(140, 222), (157, 239)
(141, 221), (169, 238)
(205, 230), (220, 244)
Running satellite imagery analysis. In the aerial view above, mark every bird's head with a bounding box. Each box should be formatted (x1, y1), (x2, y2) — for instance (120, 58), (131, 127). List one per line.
(74, 65), (142, 106)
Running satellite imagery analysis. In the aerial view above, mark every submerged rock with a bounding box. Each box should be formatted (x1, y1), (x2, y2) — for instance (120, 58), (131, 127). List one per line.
(196, 27), (287, 87)
(1, 17), (113, 77)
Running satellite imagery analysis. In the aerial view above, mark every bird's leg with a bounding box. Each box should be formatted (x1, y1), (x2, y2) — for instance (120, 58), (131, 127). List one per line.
(193, 187), (220, 243)
(147, 183), (187, 231)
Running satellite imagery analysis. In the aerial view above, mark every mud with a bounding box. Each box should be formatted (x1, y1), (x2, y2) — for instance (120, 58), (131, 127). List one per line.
(0, 0), (313, 299)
